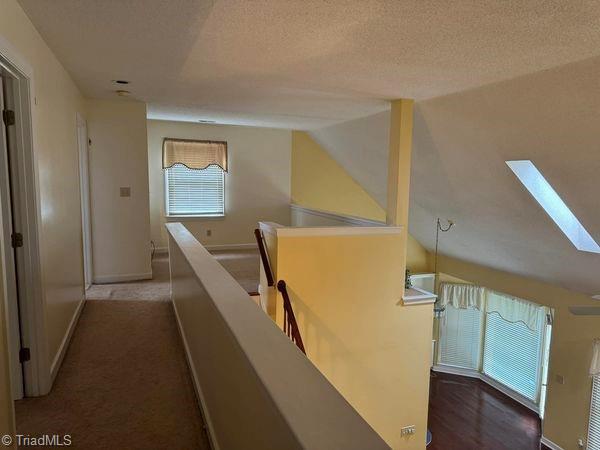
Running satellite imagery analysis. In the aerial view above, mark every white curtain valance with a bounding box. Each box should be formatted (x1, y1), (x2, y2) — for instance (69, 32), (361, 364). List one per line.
(163, 138), (228, 171)
(439, 282), (486, 310)
(486, 290), (544, 332)
(591, 339), (600, 377)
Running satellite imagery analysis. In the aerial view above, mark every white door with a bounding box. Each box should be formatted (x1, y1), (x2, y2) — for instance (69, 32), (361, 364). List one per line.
(0, 70), (25, 399)
(77, 114), (93, 288)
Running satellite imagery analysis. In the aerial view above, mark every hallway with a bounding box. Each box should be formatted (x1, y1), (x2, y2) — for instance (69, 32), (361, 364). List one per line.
(15, 259), (209, 449)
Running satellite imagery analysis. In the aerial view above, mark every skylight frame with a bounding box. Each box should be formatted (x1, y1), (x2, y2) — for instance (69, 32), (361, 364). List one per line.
(506, 160), (600, 254)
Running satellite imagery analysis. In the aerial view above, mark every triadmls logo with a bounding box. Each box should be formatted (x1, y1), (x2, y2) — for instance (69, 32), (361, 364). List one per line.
(11, 434), (72, 447)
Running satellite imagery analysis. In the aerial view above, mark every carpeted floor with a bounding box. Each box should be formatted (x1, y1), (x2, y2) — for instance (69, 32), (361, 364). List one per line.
(209, 248), (260, 295)
(85, 255), (171, 301)
(15, 300), (210, 449)
(86, 249), (259, 299)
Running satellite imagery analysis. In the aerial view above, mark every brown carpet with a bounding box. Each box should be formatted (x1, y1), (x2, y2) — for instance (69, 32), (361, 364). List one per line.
(209, 248), (260, 295)
(15, 301), (210, 450)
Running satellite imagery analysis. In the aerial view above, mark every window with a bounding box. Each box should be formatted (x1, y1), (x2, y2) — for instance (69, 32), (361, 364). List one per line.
(438, 305), (482, 370)
(436, 284), (550, 411)
(506, 160), (600, 253)
(482, 312), (543, 402)
(165, 164), (224, 217)
(589, 376), (600, 450)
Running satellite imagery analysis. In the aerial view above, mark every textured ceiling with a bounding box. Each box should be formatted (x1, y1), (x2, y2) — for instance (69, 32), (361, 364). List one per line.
(18, 0), (600, 128)
(310, 56), (600, 295)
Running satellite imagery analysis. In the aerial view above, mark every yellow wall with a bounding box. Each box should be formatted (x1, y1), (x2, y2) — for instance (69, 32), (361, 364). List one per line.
(276, 230), (432, 450)
(292, 131), (386, 222)
(436, 255), (599, 450)
(291, 131), (430, 273)
(1, 0), (86, 395)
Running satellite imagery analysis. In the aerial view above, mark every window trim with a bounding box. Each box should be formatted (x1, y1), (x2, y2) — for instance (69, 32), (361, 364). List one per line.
(589, 375), (600, 450)
(163, 165), (226, 218)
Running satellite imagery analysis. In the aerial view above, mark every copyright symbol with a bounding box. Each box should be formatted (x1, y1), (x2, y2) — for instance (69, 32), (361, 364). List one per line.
(1, 435), (12, 446)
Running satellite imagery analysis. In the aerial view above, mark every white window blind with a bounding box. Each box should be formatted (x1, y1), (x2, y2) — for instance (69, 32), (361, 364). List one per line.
(165, 164), (224, 216)
(482, 311), (543, 402)
(589, 375), (600, 450)
(438, 305), (482, 370)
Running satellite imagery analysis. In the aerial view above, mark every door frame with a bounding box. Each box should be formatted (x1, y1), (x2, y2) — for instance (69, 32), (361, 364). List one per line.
(0, 37), (50, 397)
(77, 114), (93, 289)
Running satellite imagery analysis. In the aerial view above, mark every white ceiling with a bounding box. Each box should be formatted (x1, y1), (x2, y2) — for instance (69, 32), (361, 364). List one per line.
(311, 55), (600, 295)
(18, 0), (600, 129)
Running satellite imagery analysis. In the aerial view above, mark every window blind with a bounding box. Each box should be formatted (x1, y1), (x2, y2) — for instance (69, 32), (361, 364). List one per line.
(165, 164), (224, 216)
(482, 311), (543, 401)
(589, 375), (600, 450)
(438, 305), (482, 370)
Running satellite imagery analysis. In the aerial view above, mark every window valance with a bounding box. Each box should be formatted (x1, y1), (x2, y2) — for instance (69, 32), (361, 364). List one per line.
(162, 138), (228, 172)
(591, 339), (600, 377)
(486, 290), (545, 332)
(439, 282), (486, 310)
(439, 282), (544, 331)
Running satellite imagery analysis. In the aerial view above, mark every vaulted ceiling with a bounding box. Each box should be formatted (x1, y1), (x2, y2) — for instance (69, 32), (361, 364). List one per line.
(18, 0), (600, 129)
(310, 56), (600, 295)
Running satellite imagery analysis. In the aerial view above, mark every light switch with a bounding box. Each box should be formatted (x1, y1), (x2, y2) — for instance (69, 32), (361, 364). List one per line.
(555, 374), (565, 385)
(120, 187), (131, 197)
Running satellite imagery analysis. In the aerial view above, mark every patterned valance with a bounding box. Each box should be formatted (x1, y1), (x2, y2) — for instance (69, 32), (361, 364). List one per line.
(162, 138), (228, 171)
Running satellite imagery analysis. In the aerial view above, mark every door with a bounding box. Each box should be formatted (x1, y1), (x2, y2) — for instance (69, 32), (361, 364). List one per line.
(0, 69), (26, 399)
(77, 114), (93, 288)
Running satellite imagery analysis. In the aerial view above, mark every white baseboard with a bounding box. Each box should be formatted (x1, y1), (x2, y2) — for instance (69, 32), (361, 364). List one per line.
(205, 243), (257, 251)
(50, 298), (85, 383)
(540, 436), (564, 450)
(432, 364), (480, 379)
(171, 300), (220, 450)
(93, 271), (153, 284)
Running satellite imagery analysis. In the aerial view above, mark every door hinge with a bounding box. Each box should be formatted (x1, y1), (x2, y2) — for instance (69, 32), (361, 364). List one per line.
(19, 347), (30, 363)
(2, 109), (15, 126)
(11, 232), (23, 248)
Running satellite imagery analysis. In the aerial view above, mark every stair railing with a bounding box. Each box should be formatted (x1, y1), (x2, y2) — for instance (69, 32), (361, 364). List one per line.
(276, 280), (306, 354)
(254, 228), (274, 287)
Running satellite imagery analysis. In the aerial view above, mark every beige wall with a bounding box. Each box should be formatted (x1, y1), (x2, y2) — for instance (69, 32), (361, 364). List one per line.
(1, 0), (86, 399)
(436, 255), (599, 450)
(87, 100), (151, 282)
(275, 229), (432, 450)
(148, 120), (291, 248)
(0, 254), (15, 443)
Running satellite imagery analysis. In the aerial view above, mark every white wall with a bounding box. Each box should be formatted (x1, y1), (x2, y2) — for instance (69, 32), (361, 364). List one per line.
(148, 120), (291, 248)
(87, 100), (152, 282)
(1, 0), (87, 409)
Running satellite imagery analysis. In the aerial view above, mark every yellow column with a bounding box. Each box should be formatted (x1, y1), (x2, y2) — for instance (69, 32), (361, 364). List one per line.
(386, 99), (414, 227)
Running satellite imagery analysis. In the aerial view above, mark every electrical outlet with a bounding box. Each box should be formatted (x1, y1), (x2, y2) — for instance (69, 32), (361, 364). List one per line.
(206, 229), (212, 237)
(555, 374), (565, 385)
(119, 187), (131, 197)
(401, 426), (416, 437)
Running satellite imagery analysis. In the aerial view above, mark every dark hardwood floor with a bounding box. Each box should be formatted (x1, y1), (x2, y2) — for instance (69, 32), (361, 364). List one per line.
(428, 371), (550, 450)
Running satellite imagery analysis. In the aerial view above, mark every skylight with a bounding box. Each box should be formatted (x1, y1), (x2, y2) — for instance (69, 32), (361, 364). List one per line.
(506, 160), (600, 254)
